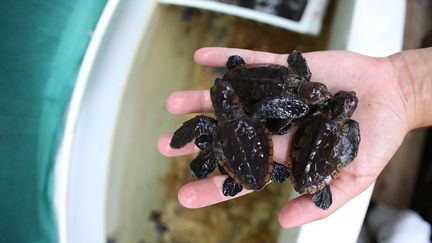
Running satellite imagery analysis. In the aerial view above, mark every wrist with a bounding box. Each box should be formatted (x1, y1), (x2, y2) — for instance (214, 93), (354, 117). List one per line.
(388, 48), (432, 130)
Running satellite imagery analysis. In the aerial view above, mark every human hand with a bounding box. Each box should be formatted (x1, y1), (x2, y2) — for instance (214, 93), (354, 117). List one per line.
(158, 47), (411, 228)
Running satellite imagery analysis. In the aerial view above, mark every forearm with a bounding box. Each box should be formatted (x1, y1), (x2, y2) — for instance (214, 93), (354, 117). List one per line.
(389, 47), (432, 130)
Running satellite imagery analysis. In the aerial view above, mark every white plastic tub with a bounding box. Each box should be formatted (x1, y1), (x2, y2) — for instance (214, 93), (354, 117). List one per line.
(159, 0), (329, 35)
(55, 0), (406, 242)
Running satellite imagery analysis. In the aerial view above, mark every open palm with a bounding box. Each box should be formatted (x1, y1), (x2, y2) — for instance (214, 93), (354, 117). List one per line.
(158, 47), (409, 228)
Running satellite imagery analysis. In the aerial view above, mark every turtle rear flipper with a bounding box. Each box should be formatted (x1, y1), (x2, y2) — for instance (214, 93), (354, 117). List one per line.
(312, 185), (332, 210)
(190, 149), (217, 179)
(170, 115), (217, 149)
(222, 177), (243, 197)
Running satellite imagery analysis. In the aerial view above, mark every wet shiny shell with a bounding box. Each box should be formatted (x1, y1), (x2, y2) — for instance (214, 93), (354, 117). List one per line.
(213, 116), (273, 190)
(289, 118), (346, 194)
(223, 64), (289, 111)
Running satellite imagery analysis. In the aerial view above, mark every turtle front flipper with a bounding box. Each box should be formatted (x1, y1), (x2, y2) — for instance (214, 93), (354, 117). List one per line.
(340, 119), (361, 165)
(312, 185), (332, 210)
(271, 162), (290, 183)
(251, 97), (309, 121)
(190, 149), (217, 179)
(170, 115), (217, 149)
(226, 55), (246, 69)
(288, 50), (312, 82)
(222, 177), (243, 197)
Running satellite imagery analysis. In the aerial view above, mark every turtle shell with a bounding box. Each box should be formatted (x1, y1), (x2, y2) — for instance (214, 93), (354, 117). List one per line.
(288, 117), (345, 194)
(212, 116), (273, 190)
(223, 64), (289, 111)
(288, 90), (361, 194)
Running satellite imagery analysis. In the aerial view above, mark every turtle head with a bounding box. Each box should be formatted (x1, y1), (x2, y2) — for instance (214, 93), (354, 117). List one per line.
(329, 91), (358, 119)
(298, 82), (332, 106)
(210, 78), (244, 121)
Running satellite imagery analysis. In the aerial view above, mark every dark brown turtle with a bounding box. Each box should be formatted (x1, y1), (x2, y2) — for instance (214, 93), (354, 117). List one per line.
(223, 50), (332, 135)
(288, 91), (361, 210)
(169, 78), (307, 196)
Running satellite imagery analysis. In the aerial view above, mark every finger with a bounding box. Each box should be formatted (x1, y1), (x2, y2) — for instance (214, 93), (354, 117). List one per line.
(194, 47), (289, 67)
(194, 47), (332, 86)
(278, 172), (368, 228)
(194, 47), (373, 91)
(157, 134), (200, 157)
(178, 175), (252, 208)
(272, 134), (291, 165)
(158, 133), (291, 163)
(166, 90), (212, 115)
(179, 48), (371, 115)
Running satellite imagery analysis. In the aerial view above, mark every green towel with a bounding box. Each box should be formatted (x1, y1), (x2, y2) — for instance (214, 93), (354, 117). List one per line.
(0, 0), (107, 242)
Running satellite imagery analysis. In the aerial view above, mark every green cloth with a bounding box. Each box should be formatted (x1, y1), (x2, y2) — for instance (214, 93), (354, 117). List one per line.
(0, 0), (107, 242)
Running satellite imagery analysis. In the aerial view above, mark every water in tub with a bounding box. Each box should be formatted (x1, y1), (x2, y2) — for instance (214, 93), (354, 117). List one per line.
(107, 4), (335, 243)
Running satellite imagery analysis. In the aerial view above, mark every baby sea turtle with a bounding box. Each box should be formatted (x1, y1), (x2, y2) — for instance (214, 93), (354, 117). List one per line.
(288, 91), (361, 210)
(170, 78), (304, 196)
(223, 50), (332, 134)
